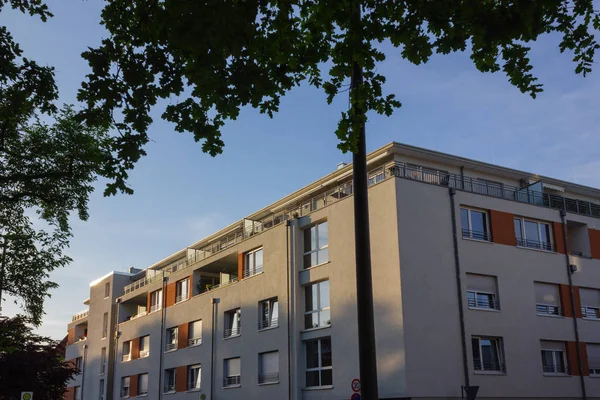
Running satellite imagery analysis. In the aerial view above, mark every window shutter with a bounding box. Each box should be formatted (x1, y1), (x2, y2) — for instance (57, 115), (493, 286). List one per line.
(261, 352), (279, 374)
(580, 288), (600, 307)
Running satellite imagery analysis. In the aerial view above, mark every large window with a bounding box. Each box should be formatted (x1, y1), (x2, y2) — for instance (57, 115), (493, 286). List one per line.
(305, 280), (331, 329)
(244, 248), (264, 278)
(535, 282), (562, 316)
(472, 336), (505, 372)
(150, 289), (163, 313)
(176, 278), (190, 303)
(514, 217), (554, 251)
(165, 327), (178, 351)
(467, 274), (499, 310)
(120, 376), (130, 398)
(99, 379), (104, 400)
(224, 309), (241, 338)
(140, 335), (149, 358)
(305, 337), (332, 388)
(580, 288), (600, 320)
(188, 364), (201, 390)
(122, 341), (131, 362)
(259, 298), (279, 330)
(100, 347), (106, 374)
(460, 208), (490, 241)
(189, 320), (202, 346)
(164, 368), (176, 393)
(259, 351), (279, 384)
(102, 312), (108, 338)
(303, 222), (329, 268)
(587, 344), (600, 375)
(104, 282), (110, 298)
(541, 341), (568, 374)
(138, 374), (148, 395)
(223, 357), (241, 387)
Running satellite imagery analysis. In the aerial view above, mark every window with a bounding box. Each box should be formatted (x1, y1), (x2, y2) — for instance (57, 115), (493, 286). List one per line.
(541, 341), (568, 374)
(75, 356), (83, 370)
(176, 278), (190, 303)
(74, 386), (82, 400)
(188, 364), (201, 390)
(472, 336), (505, 372)
(514, 217), (554, 251)
(368, 170), (384, 186)
(224, 308), (241, 338)
(140, 335), (149, 358)
(259, 351), (279, 384)
(121, 376), (130, 398)
(189, 320), (202, 346)
(100, 347), (107, 374)
(259, 298), (279, 330)
(466, 274), (499, 310)
(165, 327), (178, 351)
(587, 344), (600, 375)
(305, 280), (331, 329)
(580, 288), (600, 319)
(535, 282), (562, 316)
(244, 248), (264, 278)
(164, 368), (176, 393)
(102, 312), (108, 338)
(104, 282), (110, 298)
(99, 379), (105, 400)
(122, 341), (131, 362)
(305, 337), (332, 388)
(138, 373), (148, 395)
(303, 221), (329, 268)
(150, 289), (163, 313)
(460, 208), (490, 241)
(223, 357), (241, 387)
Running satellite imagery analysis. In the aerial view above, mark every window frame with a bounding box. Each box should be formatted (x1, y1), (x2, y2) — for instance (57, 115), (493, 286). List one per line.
(224, 308), (241, 338)
(303, 221), (329, 269)
(188, 320), (202, 346)
(541, 348), (568, 375)
(139, 335), (149, 358)
(99, 379), (105, 400)
(305, 337), (333, 388)
(122, 341), (131, 362)
(120, 376), (130, 398)
(304, 280), (331, 330)
(100, 347), (107, 375)
(102, 312), (108, 339)
(259, 350), (280, 385)
(460, 207), (491, 241)
(165, 326), (178, 352)
(188, 364), (202, 391)
(244, 247), (264, 278)
(175, 278), (190, 303)
(471, 336), (505, 373)
(259, 297), (279, 330)
(514, 217), (554, 252)
(467, 290), (498, 310)
(164, 368), (176, 393)
(150, 289), (163, 313)
(138, 373), (148, 395)
(75, 356), (82, 370)
(223, 357), (241, 388)
(104, 282), (110, 298)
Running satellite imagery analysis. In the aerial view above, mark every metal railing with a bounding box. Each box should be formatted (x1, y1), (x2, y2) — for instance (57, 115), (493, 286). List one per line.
(223, 375), (241, 387)
(139, 349), (149, 358)
(120, 388), (130, 398)
(590, 366), (600, 375)
(543, 364), (568, 374)
(124, 272), (164, 295)
(130, 311), (147, 320)
(516, 238), (555, 252)
(122, 354), (131, 362)
(188, 337), (202, 346)
(462, 229), (491, 242)
(468, 297), (499, 310)
(198, 277), (239, 295)
(165, 342), (177, 352)
(150, 304), (162, 313)
(474, 361), (505, 372)
(582, 306), (600, 319)
(258, 317), (278, 330)
(258, 372), (280, 384)
(175, 294), (189, 303)
(536, 304), (562, 316)
(224, 326), (241, 338)
(72, 309), (89, 322)
(163, 383), (175, 393)
(242, 265), (264, 279)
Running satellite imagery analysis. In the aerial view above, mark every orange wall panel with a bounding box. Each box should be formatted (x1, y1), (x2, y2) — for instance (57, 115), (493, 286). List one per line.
(67, 328), (75, 346)
(489, 210), (516, 246)
(176, 365), (187, 392)
(178, 322), (189, 350)
(559, 284), (574, 318)
(553, 222), (566, 254)
(589, 229), (600, 259)
(165, 282), (176, 308)
(130, 374), (139, 397)
(238, 253), (244, 280)
(131, 337), (140, 360)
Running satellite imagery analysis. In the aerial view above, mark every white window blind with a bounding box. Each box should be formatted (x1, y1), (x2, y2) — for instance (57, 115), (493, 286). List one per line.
(535, 283), (560, 306)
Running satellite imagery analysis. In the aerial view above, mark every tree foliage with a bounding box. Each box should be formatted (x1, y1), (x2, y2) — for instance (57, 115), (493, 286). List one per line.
(79, 0), (600, 192)
(0, 315), (77, 400)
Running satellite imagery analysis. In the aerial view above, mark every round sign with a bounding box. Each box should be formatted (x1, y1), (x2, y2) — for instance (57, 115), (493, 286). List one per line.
(351, 378), (361, 392)
(22, 394), (32, 400)
(351, 393), (361, 400)
(200, 395), (206, 400)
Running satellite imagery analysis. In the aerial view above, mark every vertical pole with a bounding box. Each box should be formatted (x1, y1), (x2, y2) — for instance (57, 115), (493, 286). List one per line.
(0, 236), (7, 314)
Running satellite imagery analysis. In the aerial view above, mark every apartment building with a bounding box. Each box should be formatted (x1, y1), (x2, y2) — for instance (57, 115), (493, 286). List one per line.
(64, 142), (600, 400)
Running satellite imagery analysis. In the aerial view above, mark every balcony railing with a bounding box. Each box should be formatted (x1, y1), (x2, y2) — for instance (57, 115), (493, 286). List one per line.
(223, 375), (241, 387)
(165, 342), (177, 352)
(139, 349), (149, 358)
(124, 272), (164, 295)
(536, 304), (562, 316)
(582, 306), (600, 319)
(590, 366), (600, 375)
(149, 304), (162, 313)
(258, 317), (278, 330)
(188, 337), (202, 346)
(474, 361), (505, 372)
(242, 265), (264, 279)
(462, 229), (491, 242)
(468, 297), (499, 310)
(198, 277), (239, 295)
(258, 372), (280, 384)
(224, 327), (241, 338)
(543, 364), (568, 374)
(72, 309), (89, 322)
(120, 388), (130, 398)
(516, 238), (555, 252)
(175, 294), (189, 303)
(122, 354), (131, 362)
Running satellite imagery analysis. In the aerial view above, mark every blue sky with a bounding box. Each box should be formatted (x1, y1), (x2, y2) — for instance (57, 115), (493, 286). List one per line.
(3, 1), (600, 339)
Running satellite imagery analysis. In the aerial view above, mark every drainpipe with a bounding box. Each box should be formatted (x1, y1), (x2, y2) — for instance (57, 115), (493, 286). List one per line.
(158, 277), (167, 400)
(109, 299), (122, 400)
(560, 210), (587, 399)
(286, 220), (293, 400)
(210, 297), (219, 400)
(449, 188), (470, 388)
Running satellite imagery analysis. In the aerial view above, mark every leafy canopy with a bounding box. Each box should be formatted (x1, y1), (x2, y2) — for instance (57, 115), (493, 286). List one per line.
(79, 0), (600, 195)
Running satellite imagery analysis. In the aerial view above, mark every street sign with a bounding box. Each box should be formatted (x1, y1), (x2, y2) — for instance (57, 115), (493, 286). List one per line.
(351, 393), (361, 400)
(351, 378), (361, 392)
(21, 393), (33, 400)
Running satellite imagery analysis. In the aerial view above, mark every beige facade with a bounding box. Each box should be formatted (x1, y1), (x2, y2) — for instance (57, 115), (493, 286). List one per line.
(65, 142), (600, 400)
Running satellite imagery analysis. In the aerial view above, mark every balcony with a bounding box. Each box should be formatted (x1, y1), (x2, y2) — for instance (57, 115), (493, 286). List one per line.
(258, 372), (279, 384)
(462, 229), (491, 242)
(516, 238), (555, 252)
(536, 304), (562, 316)
(223, 375), (241, 387)
(72, 309), (89, 322)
